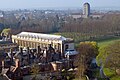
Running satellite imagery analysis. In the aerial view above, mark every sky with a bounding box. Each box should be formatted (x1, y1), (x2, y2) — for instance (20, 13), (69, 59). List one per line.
(0, 0), (120, 10)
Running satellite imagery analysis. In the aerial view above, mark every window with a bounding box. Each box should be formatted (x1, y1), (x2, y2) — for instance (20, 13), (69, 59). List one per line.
(65, 45), (69, 50)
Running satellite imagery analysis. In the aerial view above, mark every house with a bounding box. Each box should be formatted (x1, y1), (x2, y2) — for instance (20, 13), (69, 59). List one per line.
(1, 59), (23, 80)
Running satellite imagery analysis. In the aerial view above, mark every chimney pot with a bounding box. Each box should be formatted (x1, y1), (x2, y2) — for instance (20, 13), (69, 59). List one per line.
(15, 59), (20, 68)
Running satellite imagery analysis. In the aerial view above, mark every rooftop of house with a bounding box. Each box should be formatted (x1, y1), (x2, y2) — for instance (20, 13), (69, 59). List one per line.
(0, 41), (13, 45)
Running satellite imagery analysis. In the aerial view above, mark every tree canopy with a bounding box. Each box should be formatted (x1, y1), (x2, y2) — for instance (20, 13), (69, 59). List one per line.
(1, 28), (11, 36)
(104, 41), (120, 71)
(76, 41), (99, 79)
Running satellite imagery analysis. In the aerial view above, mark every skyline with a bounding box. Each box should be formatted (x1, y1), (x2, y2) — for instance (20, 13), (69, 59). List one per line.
(0, 0), (120, 10)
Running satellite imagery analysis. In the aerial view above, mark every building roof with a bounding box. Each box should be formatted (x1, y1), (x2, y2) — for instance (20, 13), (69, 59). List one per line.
(0, 41), (13, 45)
(84, 2), (90, 5)
(16, 32), (68, 41)
(65, 50), (78, 56)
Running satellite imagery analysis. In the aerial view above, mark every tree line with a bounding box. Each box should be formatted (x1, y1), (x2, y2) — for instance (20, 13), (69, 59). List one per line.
(0, 13), (120, 35)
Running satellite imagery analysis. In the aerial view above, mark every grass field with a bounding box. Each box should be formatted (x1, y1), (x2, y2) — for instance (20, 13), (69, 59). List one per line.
(97, 37), (120, 47)
(54, 32), (120, 44)
(54, 32), (91, 43)
(103, 68), (120, 80)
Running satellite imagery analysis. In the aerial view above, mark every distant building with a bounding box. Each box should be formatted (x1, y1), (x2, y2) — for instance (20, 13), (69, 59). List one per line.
(71, 13), (83, 19)
(12, 32), (77, 55)
(71, 2), (103, 19)
(83, 2), (90, 18)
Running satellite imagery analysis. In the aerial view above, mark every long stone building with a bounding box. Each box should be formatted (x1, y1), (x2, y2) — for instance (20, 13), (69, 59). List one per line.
(12, 32), (75, 54)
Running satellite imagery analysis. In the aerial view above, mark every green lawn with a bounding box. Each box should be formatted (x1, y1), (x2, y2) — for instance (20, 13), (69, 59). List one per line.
(97, 37), (120, 47)
(103, 68), (120, 80)
(54, 32), (92, 43)
(111, 75), (120, 80)
(103, 68), (115, 77)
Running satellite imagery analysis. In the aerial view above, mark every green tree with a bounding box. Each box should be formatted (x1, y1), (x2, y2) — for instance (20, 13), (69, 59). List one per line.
(76, 41), (99, 79)
(104, 41), (120, 75)
(1, 28), (11, 36)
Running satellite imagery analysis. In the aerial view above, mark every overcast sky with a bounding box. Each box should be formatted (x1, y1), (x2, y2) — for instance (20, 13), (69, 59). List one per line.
(0, 0), (120, 9)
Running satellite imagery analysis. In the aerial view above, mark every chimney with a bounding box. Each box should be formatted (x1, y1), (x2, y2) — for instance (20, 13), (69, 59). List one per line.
(19, 47), (23, 64)
(19, 47), (23, 54)
(51, 62), (58, 71)
(27, 47), (30, 64)
(43, 47), (48, 57)
(48, 44), (54, 53)
(15, 59), (20, 68)
(37, 46), (41, 54)
(58, 43), (60, 51)
(2, 60), (4, 68)
(10, 48), (13, 63)
(27, 47), (30, 54)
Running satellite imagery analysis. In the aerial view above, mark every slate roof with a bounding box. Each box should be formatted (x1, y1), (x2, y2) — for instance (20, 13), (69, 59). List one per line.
(0, 41), (13, 45)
